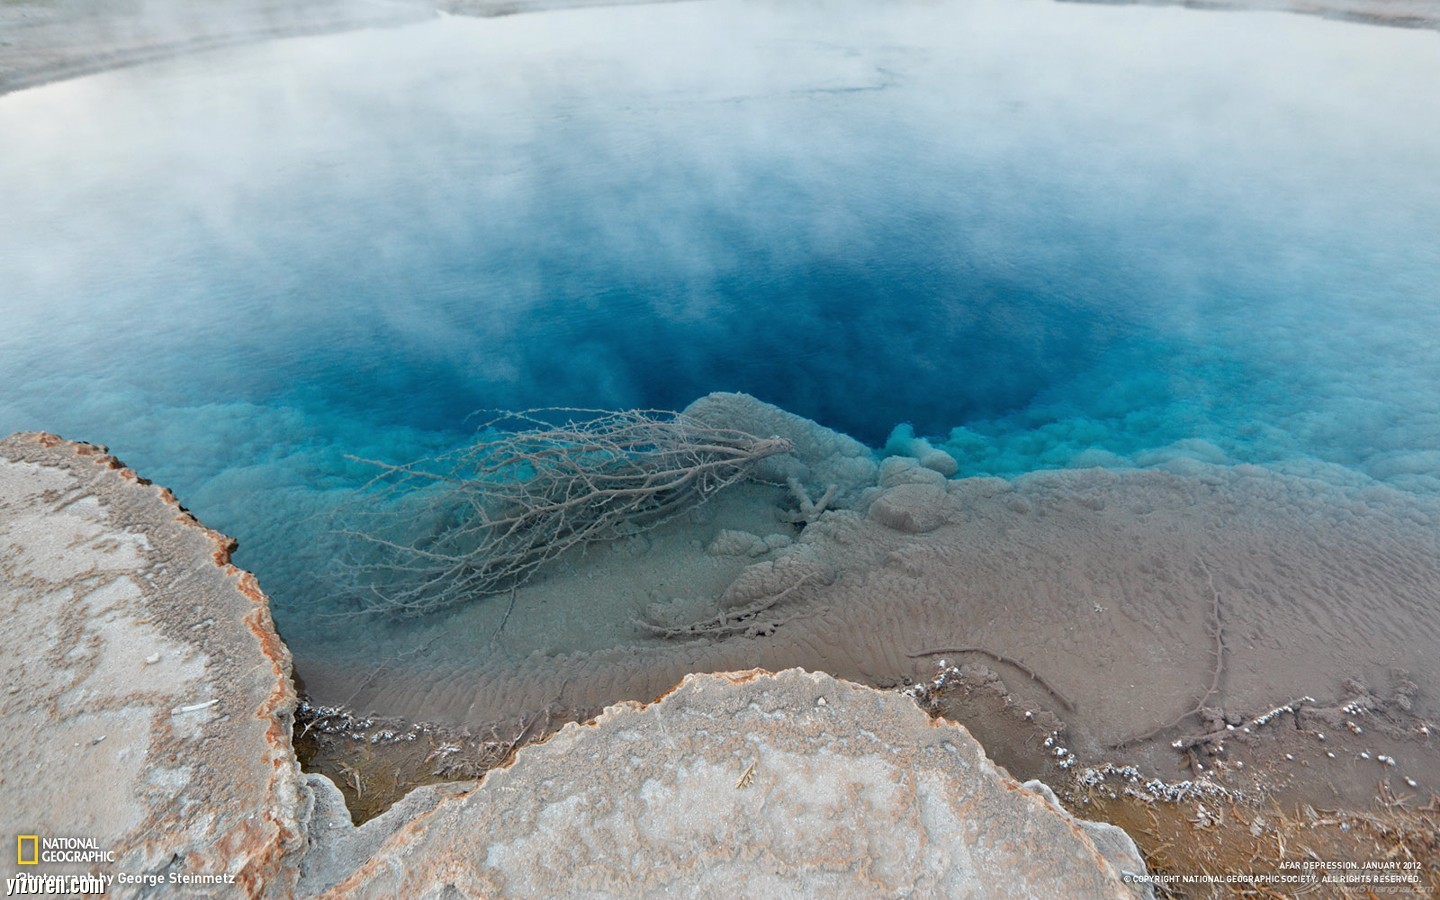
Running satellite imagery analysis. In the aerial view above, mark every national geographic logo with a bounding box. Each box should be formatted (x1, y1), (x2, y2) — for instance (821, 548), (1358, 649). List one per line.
(13, 836), (115, 865)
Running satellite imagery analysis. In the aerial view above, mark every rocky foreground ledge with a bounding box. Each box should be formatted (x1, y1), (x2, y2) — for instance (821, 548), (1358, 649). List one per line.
(0, 432), (1149, 897)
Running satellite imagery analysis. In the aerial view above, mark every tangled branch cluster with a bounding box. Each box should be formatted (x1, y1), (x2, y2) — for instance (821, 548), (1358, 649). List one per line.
(339, 409), (794, 617)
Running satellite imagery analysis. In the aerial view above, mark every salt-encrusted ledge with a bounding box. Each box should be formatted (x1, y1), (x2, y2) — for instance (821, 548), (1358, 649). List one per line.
(303, 667), (1150, 896)
(0, 432), (307, 895)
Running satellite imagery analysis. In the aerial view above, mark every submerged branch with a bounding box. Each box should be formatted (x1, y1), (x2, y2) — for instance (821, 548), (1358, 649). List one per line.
(1111, 555), (1227, 749)
(906, 646), (1076, 712)
(336, 408), (794, 617)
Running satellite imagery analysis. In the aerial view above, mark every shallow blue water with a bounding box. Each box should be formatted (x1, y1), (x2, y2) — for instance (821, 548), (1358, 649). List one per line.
(2, 0), (1439, 635)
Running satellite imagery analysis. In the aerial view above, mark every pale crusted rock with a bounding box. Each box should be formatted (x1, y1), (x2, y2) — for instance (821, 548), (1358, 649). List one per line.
(718, 551), (833, 610)
(919, 447), (960, 477)
(763, 532), (794, 552)
(0, 433), (305, 896)
(1025, 780), (1151, 893)
(685, 392), (878, 503)
(639, 595), (720, 629)
(707, 528), (795, 558)
(868, 482), (957, 533)
(945, 475), (1015, 500)
(324, 669), (1148, 897)
(297, 775), (463, 896)
(879, 455), (950, 489)
(706, 528), (768, 557)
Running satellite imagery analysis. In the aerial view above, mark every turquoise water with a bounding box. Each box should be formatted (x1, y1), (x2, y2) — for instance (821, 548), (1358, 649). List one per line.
(2, 0), (1439, 642)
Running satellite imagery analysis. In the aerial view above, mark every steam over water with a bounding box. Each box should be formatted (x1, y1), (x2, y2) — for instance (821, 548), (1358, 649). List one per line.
(2, 0), (1439, 686)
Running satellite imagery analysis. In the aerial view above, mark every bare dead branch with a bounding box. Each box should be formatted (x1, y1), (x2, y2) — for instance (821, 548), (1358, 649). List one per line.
(782, 477), (838, 525)
(336, 408), (794, 616)
(635, 572), (821, 640)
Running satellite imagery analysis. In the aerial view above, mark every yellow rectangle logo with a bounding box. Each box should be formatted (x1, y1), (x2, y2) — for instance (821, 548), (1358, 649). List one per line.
(17, 835), (38, 865)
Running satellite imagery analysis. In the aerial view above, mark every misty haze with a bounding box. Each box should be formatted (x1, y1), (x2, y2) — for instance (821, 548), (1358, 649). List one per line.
(2, 0), (1439, 887)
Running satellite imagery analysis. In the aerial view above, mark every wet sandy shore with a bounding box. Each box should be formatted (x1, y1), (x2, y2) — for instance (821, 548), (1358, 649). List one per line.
(0, 0), (682, 97)
(0, 0), (430, 96)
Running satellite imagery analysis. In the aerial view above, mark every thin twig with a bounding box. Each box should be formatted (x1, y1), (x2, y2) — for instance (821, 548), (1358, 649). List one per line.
(1112, 555), (1226, 749)
(490, 585), (517, 641)
(783, 478), (838, 525)
(906, 646), (1076, 712)
(636, 574), (820, 640)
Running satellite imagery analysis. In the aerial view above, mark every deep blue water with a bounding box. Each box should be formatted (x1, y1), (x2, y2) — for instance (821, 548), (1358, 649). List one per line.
(2, 0), (1439, 636)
